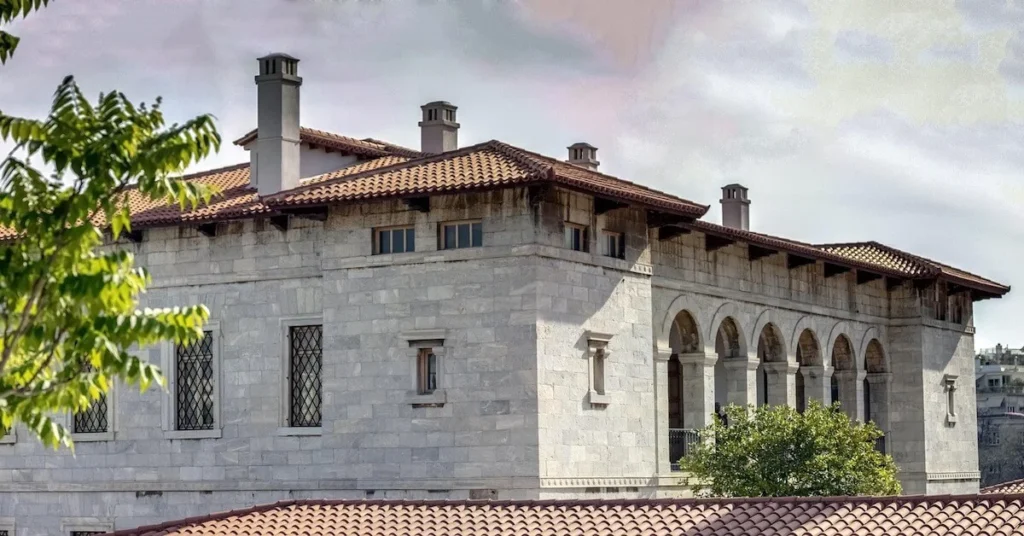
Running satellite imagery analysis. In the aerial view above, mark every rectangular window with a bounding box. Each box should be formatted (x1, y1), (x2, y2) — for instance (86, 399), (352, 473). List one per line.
(564, 223), (588, 252)
(602, 231), (625, 259)
(376, 227), (415, 254)
(592, 348), (606, 395)
(72, 362), (108, 435)
(175, 332), (215, 431)
(442, 221), (482, 249)
(417, 348), (438, 394)
(288, 325), (323, 428)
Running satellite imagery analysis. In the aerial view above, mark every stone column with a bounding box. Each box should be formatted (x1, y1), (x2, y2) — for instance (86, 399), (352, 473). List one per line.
(678, 352), (718, 429)
(834, 370), (865, 421)
(763, 362), (798, 408)
(654, 346), (672, 474)
(723, 354), (761, 408)
(865, 372), (893, 435)
(801, 365), (834, 407)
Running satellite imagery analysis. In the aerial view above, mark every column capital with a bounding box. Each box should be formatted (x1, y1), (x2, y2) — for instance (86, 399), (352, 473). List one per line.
(865, 372), (893, 385)
(677, 352), (718, 368)
(763, 361), (799, 375)
(654, 346), (673, 362)
(723, 357), (761, 371)
(834, 369), (866, 381)
(801, 364), (834, 380)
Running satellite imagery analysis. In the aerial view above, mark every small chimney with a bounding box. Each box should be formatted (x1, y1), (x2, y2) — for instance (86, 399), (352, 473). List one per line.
(419, 101), (459, 153)
(253, 53), (302, 196)
(567, 142), (599, 170)
(720, 184), (750, 230)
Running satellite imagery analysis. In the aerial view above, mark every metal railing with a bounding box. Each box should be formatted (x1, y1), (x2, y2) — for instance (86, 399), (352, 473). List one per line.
(669, 428), (700, 471)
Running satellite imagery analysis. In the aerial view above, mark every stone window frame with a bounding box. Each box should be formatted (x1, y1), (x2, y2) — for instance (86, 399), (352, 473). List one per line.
(600, 230), (625, 260)
(374, 225), (416, 255)
(277, 315), (324, 437)
(585, 331), (613, 407)
(65, 378), (116, 443)
(944, 374), (959, 425)
(0, 516), (14, 535)
(563, 221), (589, 252)
(401, 329), (447, 407)
(161, 321), (223, 440)
(440, 220), (483, 250)
(60, 518), (113, 535)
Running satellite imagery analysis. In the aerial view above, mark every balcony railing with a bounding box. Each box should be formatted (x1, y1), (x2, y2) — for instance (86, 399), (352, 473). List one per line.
(874, 434), (886, 455)
(669, 428), (700, 471)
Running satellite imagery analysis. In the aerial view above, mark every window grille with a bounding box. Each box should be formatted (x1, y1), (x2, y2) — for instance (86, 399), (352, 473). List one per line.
(73, 363), (108, 434)
(175, 332), (215, 431)
(289, 325), (323, 427)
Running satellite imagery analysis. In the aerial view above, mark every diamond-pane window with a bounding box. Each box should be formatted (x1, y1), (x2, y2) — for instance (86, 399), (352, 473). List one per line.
(73, 363), (108, 434)
(175, 332), (215, 431)
(289, 325), (322, 427)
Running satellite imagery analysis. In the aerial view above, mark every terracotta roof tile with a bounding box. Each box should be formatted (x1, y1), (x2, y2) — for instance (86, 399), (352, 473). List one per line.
(233, 127), (424, 158)
(108, 495), (1024, 536)
(818, 241), (1009, 296)
(266, 140), (709, 218)
(984, 479), (1024, 495)
(684, 221), (1009, 297)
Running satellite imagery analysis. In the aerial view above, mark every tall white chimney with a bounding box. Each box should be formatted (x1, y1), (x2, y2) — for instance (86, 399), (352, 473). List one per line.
(253, 53), (302, 196)
(567, 142), (599, 170)
(720, 184), (750, 230)
(419, 101), (459, 154)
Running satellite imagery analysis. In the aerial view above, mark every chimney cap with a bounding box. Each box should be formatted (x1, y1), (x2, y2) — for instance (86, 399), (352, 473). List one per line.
(260, 51), (299, 60)
(722, 183), (748, 191)
(422, 100), (457, 110)
(568, 142), (598, 150)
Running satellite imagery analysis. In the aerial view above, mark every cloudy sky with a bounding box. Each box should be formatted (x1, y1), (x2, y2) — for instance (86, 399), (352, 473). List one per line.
(1, 0), (1021, 349)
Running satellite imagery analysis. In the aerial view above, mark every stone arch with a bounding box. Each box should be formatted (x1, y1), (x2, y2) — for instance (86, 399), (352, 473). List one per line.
(757, 323), (787, 363)
(824, 321), (853, 366)
(832, 334), (855, 371)
(668, 310), (702, 354)
(795, 329), (822, 366)
(708, 302), (748, 356)
(789, 316), (823, 359)
(715, 317), (743, 358)
(750, 309), (788, 362)
(659, 294), (709, 351)
(857, 327), (882, 371)
(865, 339), (887, 373)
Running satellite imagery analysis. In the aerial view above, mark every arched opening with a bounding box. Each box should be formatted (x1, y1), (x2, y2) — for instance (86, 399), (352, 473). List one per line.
(795, 329), (821, 413)
(863, 338), (889, 453)
(714, 317), (741, 408)
(756, 323), (785, 406)
(831, 334), (858, 420)
(667, 309), (705, 465)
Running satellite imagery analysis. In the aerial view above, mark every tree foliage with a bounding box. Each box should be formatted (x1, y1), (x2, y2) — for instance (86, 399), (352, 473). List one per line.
(680, 402), (902, 497)
(0, 0), (49, 63)
(0, 75), (221, 448)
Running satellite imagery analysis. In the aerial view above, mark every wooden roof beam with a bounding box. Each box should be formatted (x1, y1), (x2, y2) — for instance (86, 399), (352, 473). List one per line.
(748, 245), (777, 262)
(705, 235), (735, 253)
(856, 270), (883, 285)
(824, 262), (851, 278)
(658, 226), (690, 241)
(594, 197), (629, 215)
(787, 254), (816, 270)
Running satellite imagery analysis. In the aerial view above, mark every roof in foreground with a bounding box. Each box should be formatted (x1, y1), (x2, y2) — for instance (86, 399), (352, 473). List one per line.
(109, 495), (1024, 536)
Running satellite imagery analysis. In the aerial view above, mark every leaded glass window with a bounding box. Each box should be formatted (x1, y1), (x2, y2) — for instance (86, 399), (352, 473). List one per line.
(175, 332), (215, 431)
(289, 325), (322, 427)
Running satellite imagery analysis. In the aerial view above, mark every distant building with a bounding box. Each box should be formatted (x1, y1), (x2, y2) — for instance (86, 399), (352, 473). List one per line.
(976, 352), (1024, 487)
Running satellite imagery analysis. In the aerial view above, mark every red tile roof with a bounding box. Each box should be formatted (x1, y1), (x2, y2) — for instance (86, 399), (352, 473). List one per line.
(233, 127), (424, 158)
(983, 479), (1024, 494)
(264, 140), (710, 218)
(108, 495), (1024, 536)
(818, 241), (1008, 296)
(685, 221), (1010, 298)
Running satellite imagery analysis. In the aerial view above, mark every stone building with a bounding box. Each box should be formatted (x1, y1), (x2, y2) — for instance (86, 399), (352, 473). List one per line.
(0, 54), (1010, 534)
